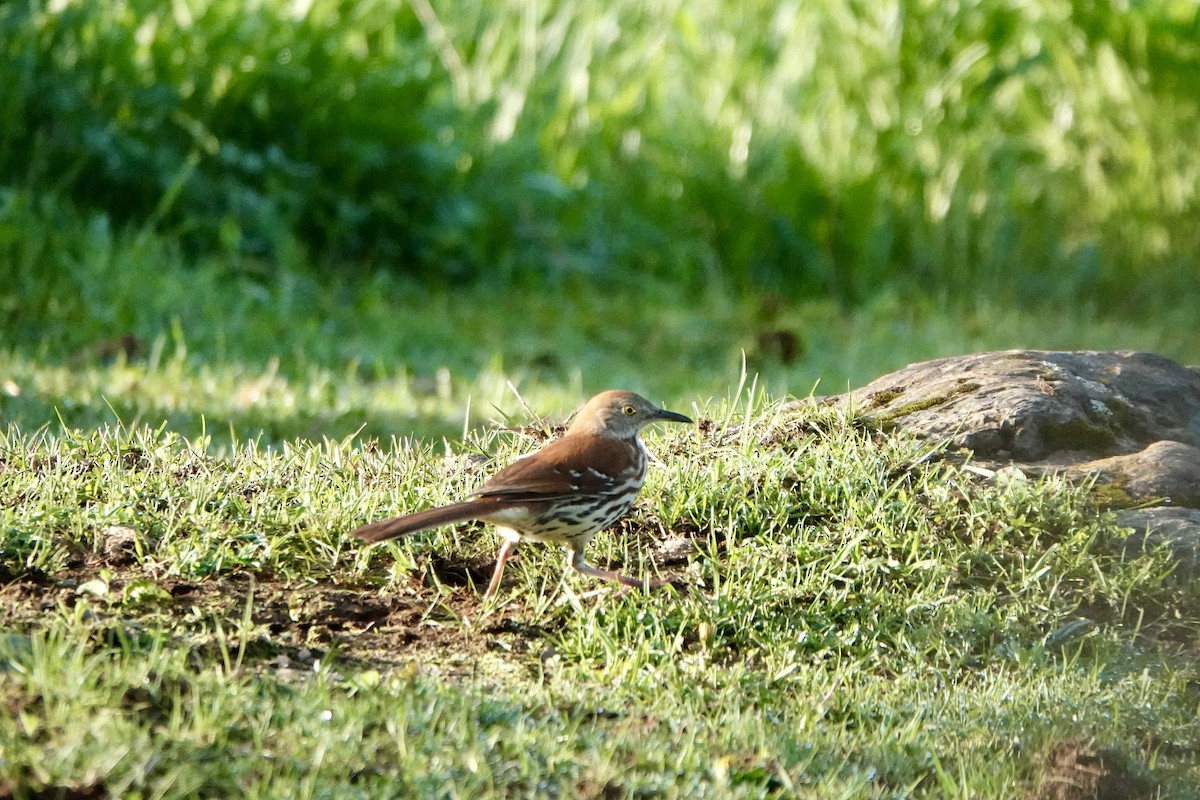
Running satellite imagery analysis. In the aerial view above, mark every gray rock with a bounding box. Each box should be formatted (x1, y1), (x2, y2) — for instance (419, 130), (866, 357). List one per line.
(1069, 441), (1200, 508)
(828, 350), (1200, 462)
(1115, 507), (1200, 574)
(805, 350), (1200, 520)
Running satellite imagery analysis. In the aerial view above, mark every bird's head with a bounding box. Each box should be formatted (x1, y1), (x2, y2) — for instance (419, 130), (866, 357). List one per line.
(566, 390), (693, 439)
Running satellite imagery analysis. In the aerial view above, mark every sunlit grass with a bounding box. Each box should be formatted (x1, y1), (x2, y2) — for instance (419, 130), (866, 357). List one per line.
(1, 391), (1197, 796)
(3, 0), (1200, 793)
(2, 268), (1197, 450)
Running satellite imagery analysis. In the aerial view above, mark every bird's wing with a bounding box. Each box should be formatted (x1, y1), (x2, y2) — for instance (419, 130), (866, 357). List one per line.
(469, 435), (638, 501)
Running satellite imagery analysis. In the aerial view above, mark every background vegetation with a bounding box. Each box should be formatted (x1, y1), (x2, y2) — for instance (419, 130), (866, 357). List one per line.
(2, 0), (1199, 365)
(1, 0), (1199, 796)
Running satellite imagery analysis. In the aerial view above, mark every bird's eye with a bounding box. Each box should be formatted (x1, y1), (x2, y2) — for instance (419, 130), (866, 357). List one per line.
(623, 405), (637, 416)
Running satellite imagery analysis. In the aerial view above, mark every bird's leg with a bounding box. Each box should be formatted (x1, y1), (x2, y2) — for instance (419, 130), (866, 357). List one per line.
(483, 538), (519, 600)
(567, 549), (669, 591)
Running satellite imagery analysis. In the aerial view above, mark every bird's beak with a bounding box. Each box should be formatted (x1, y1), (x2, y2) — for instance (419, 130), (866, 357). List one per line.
(655, 408), (693, 425)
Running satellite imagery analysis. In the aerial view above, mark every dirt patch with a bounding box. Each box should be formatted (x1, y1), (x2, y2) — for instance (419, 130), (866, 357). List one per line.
(0, 497), (712, 684)
(574, 778), (628, 800)
(1026, 739), (1155, 800)
(0, 782), (109, 800)
(0, 564), (555, 685)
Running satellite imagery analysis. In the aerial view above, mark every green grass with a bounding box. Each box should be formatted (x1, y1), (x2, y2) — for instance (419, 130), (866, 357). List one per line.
(2, 288), (1197, 450)
(2, 197), (1199, 449)
(2, 391), (1198, 797)
(3, 0), (1200, 794)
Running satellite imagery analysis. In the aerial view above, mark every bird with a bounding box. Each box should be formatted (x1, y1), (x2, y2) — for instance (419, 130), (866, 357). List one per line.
(350, 390), (693, 598)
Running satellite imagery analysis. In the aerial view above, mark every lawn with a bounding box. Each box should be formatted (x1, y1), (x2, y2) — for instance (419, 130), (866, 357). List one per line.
(2, 358), (1198, 797)
(3, 0), (1200, 796)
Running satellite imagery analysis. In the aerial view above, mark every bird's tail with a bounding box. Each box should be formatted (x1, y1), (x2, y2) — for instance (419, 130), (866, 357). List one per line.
(349, 501), (485, 543)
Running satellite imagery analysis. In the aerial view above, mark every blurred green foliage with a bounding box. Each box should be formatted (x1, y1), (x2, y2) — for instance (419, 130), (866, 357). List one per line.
(1, 0), (1198, 303)
(0, 0), (451, 266)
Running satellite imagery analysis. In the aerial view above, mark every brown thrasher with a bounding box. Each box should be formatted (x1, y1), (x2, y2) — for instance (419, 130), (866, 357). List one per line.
(350, 390), (692, 598)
